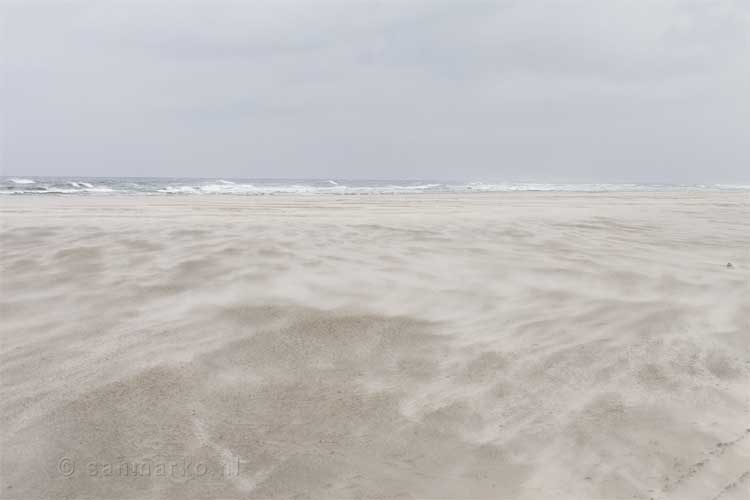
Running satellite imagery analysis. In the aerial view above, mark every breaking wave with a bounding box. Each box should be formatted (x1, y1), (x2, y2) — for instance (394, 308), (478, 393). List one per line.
(2, 177), (748, 196)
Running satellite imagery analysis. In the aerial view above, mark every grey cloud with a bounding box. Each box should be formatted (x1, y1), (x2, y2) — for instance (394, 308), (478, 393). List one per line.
(2, 0), (749, 182)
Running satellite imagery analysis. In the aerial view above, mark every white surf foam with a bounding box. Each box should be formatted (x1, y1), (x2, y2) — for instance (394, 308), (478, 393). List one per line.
(3, 177), (750, 195)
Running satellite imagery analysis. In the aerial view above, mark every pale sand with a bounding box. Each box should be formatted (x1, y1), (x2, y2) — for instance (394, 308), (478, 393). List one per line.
(0, 193), (748, 499)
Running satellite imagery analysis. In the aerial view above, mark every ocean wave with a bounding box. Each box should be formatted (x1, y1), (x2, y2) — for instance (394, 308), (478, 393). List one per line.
(1, 182), (115, 195)
(2, 177), (749, 195)
(67, 181), (95, 188)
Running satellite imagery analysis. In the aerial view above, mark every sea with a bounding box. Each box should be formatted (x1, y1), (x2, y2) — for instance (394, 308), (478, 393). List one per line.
(2, 177), (748, 196)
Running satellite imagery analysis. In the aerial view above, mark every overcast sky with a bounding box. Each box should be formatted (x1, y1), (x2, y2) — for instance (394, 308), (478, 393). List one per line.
(2, 0), (749, 182)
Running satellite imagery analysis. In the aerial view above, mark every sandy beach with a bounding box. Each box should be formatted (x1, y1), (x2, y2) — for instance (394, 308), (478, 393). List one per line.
(0, 192), (748, 499)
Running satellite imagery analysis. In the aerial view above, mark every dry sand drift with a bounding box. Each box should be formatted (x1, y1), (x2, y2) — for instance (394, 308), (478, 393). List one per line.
(1, 193), (748, 499)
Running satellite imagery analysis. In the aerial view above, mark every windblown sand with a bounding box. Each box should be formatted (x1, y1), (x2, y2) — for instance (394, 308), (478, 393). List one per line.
(1, 193), (748, 499)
